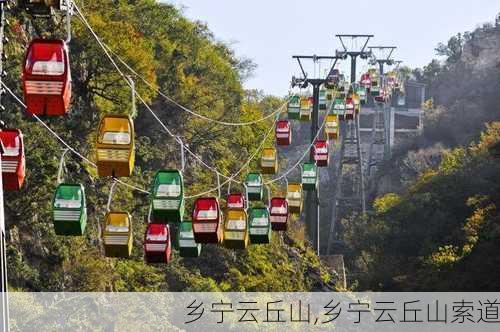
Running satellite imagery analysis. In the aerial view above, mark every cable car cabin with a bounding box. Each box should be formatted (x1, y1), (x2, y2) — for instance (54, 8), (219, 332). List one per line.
(103, 212), (133, 258)
(276, 120), (292, 146)
(375, 89), (388, 103)
(325, 115), (339, 140)
(286, 183), (303, 214)
(224, 208), (249, 249)
(178, 221), (202, 258)
(287, 95), (301, 120)
(18, 0), (62, 16)
(345, 98), (355, 120)
(192, 197), (223, 244)
(352, 94), (361, 115)
(370, 85), (380, 97)
(144, 223), (171, 264)
(249, 208), (271, 244)
(227, 192), (246, 210)
(356, 87), (367, 104)
(151, 170), (184, 223)
(23, 39), (71, 116)
(269, 197), (288, 231)
(245, 172), (263, 201)
(0, 129), (25, 191)
(53, 184), (87, 236)
(96, 114), (135, 177)
(360, 73), (371, 89)
(319, 88), (327, 110)
(301, 163), (318, 191)
(325, 69), (340, 89)
(333, 98), (346, 120)
(311, 139), (329, 167)
(299, 97), (312, 121)
(261, 147), (278, 175)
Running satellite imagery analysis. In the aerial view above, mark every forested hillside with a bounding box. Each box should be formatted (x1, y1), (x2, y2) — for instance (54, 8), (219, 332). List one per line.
(4, 0), (336, 291)
(345, 22), (500, 290)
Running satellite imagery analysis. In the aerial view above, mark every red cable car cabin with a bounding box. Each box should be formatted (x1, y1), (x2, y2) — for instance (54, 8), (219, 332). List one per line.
(23, 39), (71, 116)
(144, 223), (172, 264)
(0, 129), (25, 191)
(192, 197), (223, 244)
(269, 197), (288, 231)
(360, 73), (371, 89)
(345, 98), (355, 120)
(276, 120), (292, 146)
(311, 139), (329, 167)
(375, 89), (386, 103)
(227, 193), (246, 210)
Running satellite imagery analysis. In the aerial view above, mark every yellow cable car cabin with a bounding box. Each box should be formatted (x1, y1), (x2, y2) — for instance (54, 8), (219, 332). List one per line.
(299, 97), (312, 121)
(261, 147), (278, 175)
(96, 115), (135, 177)
(103, 211), (133, 258)
(223, 208), (249, 250)
(286, 183), (303, 214)
(325, 115), (339, 140)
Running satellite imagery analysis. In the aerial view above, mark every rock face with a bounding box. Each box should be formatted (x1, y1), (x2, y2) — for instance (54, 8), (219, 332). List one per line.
(462, 25), (500, 73)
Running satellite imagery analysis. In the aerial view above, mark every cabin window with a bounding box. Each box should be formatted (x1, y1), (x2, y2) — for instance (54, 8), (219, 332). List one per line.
(271, 205), (287, 214)
(27, 47), (65, 76)
(227, 219), (246, 230)
(3, 137), (20, 157)
(54, 198), (81, 209)
(147, 232), (168, 242)
(196, 207), (217, 220)
(156, 184), (181, 197)
(106, 224), (129, 232)
(252, 217), (269, 226)
(102, 132), (130, 145)
(303, 170), (316, 177)
(180, 231), (195, 239)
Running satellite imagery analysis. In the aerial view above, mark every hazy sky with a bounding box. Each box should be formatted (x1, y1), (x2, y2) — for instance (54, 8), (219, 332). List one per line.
(165, 0), (500, 96)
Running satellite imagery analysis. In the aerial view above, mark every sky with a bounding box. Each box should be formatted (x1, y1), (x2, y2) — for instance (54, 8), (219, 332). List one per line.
(165, 0), (500, 96)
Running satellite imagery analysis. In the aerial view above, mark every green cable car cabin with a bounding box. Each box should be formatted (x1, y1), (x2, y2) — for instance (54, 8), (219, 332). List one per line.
(224, 208), (249, 249)
(103, 212), (133, 258)
(249, 207), (272, 244)
(287, 95), (301, 120)
(301, 163), (318, 191)
(356, 87), (367, 104)
(178, 221), (202, 258)
(53, 183), (87, 236)
(245, 172), (263, 201)
(319, 88), (327, 110)
(332, 98), (346, 117)
(151, 170), (184, 223)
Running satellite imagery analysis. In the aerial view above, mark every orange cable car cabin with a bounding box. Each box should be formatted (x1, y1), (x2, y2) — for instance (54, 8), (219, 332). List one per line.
(276, 120), (292, 146)
(192, 197), (223, 244)
(22, 39), (71, 116)
(223, 208), (249, 250)
(0, 129), (25, 191)
(144, 223), (172, 264)
(269, 197), (288, 231)
(261, 147), (278, 175)
(96, 114), (135, 177)
(103, 211), (133, 258)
